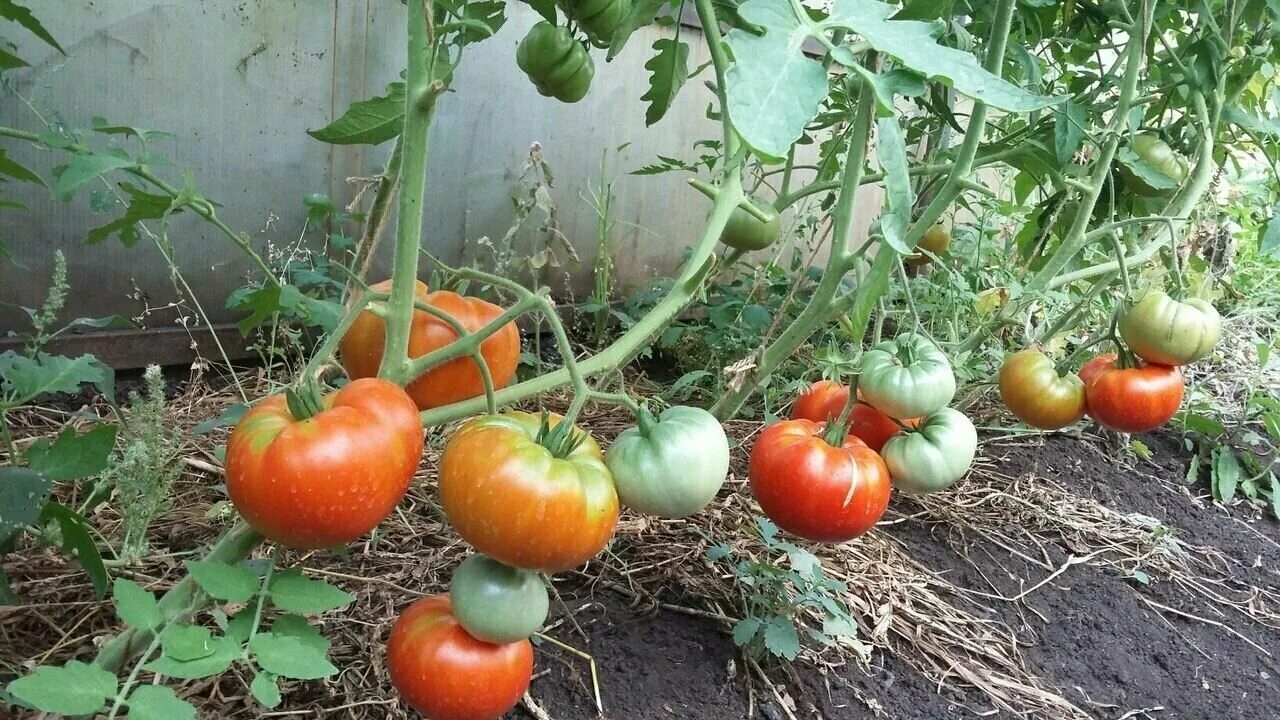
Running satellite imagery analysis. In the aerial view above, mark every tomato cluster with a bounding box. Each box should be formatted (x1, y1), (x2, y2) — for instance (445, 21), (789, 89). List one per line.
(515, 0), (631, 103)
(1000, 290), (1219, 434)
(754, 334), (978, 543)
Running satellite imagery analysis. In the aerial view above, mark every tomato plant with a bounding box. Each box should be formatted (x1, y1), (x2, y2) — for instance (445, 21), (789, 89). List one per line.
(448, 553), (549, 643)
(340, 280), (521, 411)
(881, 408), (978, 494)
(1119, 290), (1221, 366)
(387, 594), (533, 720)
(748, 419), (891, 543)
(225, 378), (424, 549)
(720, 196), (782, 251)
(605, 405), (729, 518)
(516, 21), (594, 103)
(999, 349), (1087, 430)
(906, 224), (951, 266)
(438, 411), (618, 572)
(1083, 358), (1184, 433)
(1118, 134), (1188, 197)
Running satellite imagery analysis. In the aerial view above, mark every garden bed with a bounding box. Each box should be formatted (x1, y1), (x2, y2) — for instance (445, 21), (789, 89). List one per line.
(3, 367), (1277, 719)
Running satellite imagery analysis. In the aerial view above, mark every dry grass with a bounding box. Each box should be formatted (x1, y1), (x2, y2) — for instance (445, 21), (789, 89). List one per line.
(2, 348), (1277, 719)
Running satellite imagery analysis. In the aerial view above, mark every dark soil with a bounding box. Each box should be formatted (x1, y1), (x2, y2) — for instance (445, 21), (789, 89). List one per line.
(517, 431), (1280, 719)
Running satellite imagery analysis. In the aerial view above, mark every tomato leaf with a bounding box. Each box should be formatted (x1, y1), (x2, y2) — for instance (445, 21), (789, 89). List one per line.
(1211, 446), (1241, 504)
(731, 617), (761, 646)
(894, 0), (954, 20)
(724, 2), (829, 159)
(271, 614), (330, 654)
(642, 38), (690, 127)
(0, 148), (43, 185)
(193, 403), (250, 435)
(39, 502), (109, 598)
(228, 283), (306, 335)
(525, 0), (559, 24)
(0, 45), (29, 70)
(144, 634), (242, 679)
(1115, 147), (1178, 193)
(0, 0), (64, 54)
(186, 560), (261, 603)
(608, 0), (666, 60)
(5, 661), (115, 715)
(26, 424), (118, 482)
(249, 633), (339, 680)
(161, 624), (217, 662)
(113, 578), (163, 630)
(0, 467), (52, 539)
(875, 115), (914, 256)
(268, 569), (354, 614)
(90, 116), (174, 144)
(824, 0), (1060, 112)
(1261, 210), (1280, 259)
(87, 182), (180, 247)
(1053, 100), (1086, 164)
(54, 148), (139, 199)
(126, 685), (196, 720)
(307, 82), (405, 146)
(251, 672), (282, 709)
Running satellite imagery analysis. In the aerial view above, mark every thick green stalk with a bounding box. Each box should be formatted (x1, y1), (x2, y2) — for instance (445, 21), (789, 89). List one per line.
(379, 0), (439, 380)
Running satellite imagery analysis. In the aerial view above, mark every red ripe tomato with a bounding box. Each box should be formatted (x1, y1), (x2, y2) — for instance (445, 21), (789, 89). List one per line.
(225, 378), (424, 549)
(790, 381), (913, 453)
(1083, 357), (1183, 433)
(387, 594), (532, 720)
(439, 412), (618, 572)
(748, 419), (891, 543)
(340, 279), (520, 410)
(1078, 353), (1116, 386)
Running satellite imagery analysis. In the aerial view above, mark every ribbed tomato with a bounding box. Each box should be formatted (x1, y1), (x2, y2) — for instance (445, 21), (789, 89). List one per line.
(439, 412), (618, 572)
(1078, 353), (1116, 386)
(387, 594), (532, 720)
(224, 378), (423, 549)
(748, 419), (890, 543)
(790, 381), (913, 452)
(1083, 358), (1183, 432)
(340, 279), (520, 410)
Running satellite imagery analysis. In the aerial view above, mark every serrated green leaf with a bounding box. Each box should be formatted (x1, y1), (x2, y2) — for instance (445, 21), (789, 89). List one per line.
(161, 624), (216, 662)
(26, 424), (117, 482)
(251, 672), (282, 709)
(54, 148), (138, 199)
(144, 635), (241, 679)
(0, 0), (63, 53)
(762, 617), (800, 659)
(825, 0), (1058, 112)
(0, 467), (51, 538)
(0, 351), (114, 403)
(249, 633), (338, 680)
(1053, 100), (1085, 164)
(0, 148), (43, 185)
(6, 661), (116, 714)
(90, 117), (174, 144)
(228, 283), (306, 335)
(86, 182), (178, 247)
(126, 685), (195, 720)
(822, 614), (858, 637)
(113, 578), (162, 630)
(271, 614), (330, 654)
(876, 115), (913, 255)
(724, 2), (829, 159)
(186, 560), (260, 602)
(525, 0), (558, 23)
(608, 0), (666, 60)
(307, 83), (405, 146)
(40, 503), (108, 598)
(731, 617), (761, 646)
(642, 38), (689, 127)
(269, 569), (354, 614)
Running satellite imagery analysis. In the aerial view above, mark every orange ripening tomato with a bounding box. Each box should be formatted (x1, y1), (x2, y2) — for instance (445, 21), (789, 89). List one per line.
(790, 381), (914, 453)
(748, 419), (891, 543)
(340, 279), (520, 411)
(225, 378), (424, 549)
(387, 594), (532, 720)
(439, 412), (619, 572)
(998, 349), (1086, 430)
(1083, 358), (1183, 433)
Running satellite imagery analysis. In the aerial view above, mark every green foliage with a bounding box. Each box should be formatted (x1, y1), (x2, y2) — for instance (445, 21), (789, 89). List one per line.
(641, 38), (690, 126)
(308, 82), (406, 146)
(708, 516), (865, 661)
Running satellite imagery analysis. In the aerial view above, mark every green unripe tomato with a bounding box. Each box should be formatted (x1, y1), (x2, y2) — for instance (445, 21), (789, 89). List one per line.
(859, 334), (957, 420)
(605, 406), (730, 518)
(881, 408), (977, 494)
(449, 554), (549, 643)
(516, 22), (595, 104)
(1118, 134), (1187, 197)
(1119, 290), (1221, 366)
(719, 196), (781, 251)
(567, 0), (632, 47)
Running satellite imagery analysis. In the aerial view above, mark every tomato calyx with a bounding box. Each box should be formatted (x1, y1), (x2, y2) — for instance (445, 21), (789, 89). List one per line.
(284, 383), (326, 421)
(535, 410), (587, 458)
(635, 403), (659, 438)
